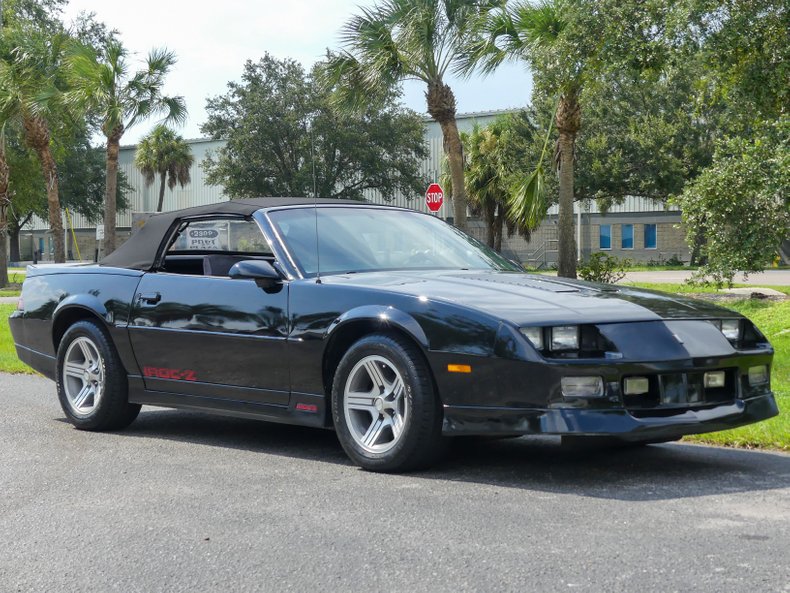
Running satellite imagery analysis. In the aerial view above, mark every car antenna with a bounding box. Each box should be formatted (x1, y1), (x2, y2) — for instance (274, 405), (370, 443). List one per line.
(308, 117), (321, 284)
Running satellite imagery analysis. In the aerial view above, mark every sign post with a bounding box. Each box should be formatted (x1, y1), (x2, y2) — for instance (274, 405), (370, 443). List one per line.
(425, 183), (444, 214)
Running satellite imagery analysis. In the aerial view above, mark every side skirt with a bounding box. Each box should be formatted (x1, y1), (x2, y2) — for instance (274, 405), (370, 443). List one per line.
(127, 376), (329, 429)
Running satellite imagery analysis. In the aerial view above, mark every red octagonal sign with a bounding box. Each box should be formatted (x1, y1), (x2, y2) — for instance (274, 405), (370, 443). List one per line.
(425, 183), (444, 212)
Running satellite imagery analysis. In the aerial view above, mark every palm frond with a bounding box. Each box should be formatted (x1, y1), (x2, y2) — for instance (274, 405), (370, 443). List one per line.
(507, 167), (547, 229)
(455, 3), (519, 77)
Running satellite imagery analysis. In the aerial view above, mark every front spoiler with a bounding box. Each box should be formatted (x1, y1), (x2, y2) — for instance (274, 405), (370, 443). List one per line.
(442, 393), (779, 441)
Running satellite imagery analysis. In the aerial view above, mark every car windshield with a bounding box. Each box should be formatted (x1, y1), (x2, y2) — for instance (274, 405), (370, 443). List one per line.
(268, 206), (521, 277)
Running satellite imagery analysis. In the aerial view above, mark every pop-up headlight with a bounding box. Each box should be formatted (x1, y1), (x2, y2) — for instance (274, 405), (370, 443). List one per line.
(710, 319), (741, 343)
(720, 319), (741, 341)
(551, 326), (579, 351)
(519, 327), (544, 350)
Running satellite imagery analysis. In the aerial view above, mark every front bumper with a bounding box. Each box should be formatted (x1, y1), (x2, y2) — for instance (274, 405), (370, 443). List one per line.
(442, 393), (779, 440)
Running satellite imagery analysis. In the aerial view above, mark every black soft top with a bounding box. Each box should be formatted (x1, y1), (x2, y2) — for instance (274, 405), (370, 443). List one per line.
(100, 197), (363, 271)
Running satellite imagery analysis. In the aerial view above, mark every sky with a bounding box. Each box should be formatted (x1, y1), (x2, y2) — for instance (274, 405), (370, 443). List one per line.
(61, 0), (533, 144)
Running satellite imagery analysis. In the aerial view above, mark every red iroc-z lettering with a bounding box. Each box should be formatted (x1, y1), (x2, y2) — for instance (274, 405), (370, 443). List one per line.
(143, 367), (197, 382)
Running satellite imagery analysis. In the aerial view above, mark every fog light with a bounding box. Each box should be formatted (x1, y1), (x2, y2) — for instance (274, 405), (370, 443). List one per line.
(748, 365), (768, 385)
(551, 326), (579, 351)
(704, 371), (726, 388)
(623, 377), (649, 395)
(561, 376), (604, 398)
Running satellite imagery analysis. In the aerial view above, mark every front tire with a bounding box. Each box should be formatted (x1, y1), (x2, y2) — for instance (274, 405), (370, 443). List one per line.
(332, 333), (445, 472)
(56, 320), (141, 431)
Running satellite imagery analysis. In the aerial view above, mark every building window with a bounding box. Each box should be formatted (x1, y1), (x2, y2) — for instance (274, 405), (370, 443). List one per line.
(599, 224), (611, 250)
(644, 224), (657, 249)
(621, 224), (634, 249)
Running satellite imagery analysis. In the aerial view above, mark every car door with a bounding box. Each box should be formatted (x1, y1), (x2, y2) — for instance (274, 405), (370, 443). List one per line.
(127, 217), (290, 407)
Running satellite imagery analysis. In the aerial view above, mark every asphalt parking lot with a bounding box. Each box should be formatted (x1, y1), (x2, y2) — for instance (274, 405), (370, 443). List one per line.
(1, 373), (788, 593)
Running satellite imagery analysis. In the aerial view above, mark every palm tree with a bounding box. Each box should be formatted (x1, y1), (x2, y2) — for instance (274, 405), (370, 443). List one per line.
(0, 126), (10, 286)
(135, 125), (194, 212)
(66, 40), (186, 254)
(466, 0), (587, 278)
(462, 123), (508, 250)
(0, 27), (69, 263)
(447, 115), (544, 253)
(328, 0), (497, 230)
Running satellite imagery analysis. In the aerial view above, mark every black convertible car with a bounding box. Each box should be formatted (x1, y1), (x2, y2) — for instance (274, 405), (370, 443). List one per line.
(9, 198), (778, 471)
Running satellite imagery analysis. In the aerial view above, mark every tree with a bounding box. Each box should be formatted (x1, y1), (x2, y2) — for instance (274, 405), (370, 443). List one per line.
(453, 113), (543, 251)
(66, 39), (186, 254)
(135, 125), (193, 212)
(327, 0), (497, 229)
(467, 0), (597, 277)
(4, 125), (132, 263)
(0, 127), (10, 287)
(0, 24), (70, 263)
(676, 118), (789, 286)
(201, 54), (427, 201)
(552, 61), (719, 207)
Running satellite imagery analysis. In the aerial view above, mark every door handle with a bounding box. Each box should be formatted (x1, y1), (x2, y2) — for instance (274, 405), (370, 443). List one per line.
(138, 292), (161, 305)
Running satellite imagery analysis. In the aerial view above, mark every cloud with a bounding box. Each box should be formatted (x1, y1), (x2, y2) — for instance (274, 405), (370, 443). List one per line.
(62, 0), (532, 143)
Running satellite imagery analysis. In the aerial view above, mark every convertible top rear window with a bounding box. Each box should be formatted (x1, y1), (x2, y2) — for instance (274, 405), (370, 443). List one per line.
(269, 207), (520, 276)
(168, 219), (272, 255)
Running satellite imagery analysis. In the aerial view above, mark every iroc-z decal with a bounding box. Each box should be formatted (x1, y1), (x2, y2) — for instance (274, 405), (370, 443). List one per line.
(143, 367), (197, 381)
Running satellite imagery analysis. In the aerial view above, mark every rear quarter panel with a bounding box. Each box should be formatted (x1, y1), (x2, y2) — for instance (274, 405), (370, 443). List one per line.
(12, 266), (143, 377)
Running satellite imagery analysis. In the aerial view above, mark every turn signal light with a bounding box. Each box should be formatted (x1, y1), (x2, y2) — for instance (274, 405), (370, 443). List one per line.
(447, 364), (472, 373)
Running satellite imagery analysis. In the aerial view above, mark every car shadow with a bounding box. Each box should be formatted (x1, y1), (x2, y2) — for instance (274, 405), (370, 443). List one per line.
(95, 408), (790, 502)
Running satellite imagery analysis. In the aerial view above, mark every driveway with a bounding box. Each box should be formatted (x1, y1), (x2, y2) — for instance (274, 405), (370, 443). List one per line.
(619, 269), (790, 285)
(1, 373), (788, 592)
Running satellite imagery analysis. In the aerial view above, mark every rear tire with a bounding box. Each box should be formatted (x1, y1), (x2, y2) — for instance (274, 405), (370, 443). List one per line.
(332, 333), (446, 472)
(56, 320), (141, 431)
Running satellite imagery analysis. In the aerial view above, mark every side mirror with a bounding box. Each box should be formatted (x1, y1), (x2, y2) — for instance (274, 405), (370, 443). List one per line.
(228, 260), (281, 282)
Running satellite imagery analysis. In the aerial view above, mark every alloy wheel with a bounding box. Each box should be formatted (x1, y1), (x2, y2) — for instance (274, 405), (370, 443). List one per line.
(62, 336), (105, 417)
(343, 355), (409, 454)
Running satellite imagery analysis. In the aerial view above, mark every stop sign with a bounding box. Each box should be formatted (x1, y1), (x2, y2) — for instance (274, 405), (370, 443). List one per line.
(425, 183), (444, 212)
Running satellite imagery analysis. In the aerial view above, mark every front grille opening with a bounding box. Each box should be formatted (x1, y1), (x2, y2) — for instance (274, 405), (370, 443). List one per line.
(623, 370), (736, 410)
(621, 375), (661, 408)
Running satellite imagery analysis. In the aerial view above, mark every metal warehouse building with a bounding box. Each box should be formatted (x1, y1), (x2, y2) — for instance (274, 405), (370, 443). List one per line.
(18, 109), (689, 266)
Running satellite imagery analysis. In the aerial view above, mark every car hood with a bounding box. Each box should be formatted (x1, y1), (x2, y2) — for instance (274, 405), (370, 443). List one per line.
(323, 270), (738, 326)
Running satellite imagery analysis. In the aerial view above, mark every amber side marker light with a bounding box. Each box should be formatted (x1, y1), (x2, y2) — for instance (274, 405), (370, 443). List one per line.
(447, 364), (472, 373)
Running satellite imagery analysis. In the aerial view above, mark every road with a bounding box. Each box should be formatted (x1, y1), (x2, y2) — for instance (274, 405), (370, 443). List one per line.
(1, 373), (788, 593)
(619, 269), (790, 285)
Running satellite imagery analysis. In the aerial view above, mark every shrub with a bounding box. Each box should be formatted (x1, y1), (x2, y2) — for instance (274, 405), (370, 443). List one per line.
(578, 252), (631, 284)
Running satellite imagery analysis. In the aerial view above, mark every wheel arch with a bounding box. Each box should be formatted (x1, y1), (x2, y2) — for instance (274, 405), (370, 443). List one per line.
(52, 296), (110, 352)
(322, 306), (436, 408)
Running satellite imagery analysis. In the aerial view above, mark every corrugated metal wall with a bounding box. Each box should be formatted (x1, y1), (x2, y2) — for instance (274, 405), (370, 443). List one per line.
(28, 138), (228, 231)
(27, 109), (673, 230)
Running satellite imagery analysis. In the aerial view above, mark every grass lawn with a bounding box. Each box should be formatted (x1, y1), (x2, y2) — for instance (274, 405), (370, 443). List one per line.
(683, 298), (789, 451)
(0, 304), (32, 374)
(1, 268), (25, 296)
(0, 289), (787, 450)
(618, 282), (789, 450)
